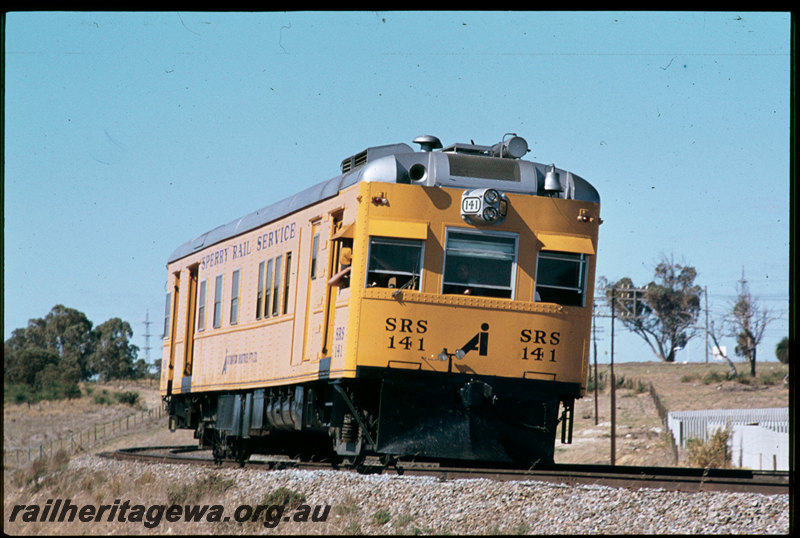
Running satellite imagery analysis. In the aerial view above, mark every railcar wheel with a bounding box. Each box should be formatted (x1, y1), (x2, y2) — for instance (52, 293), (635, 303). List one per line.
(235, 445), (250, 468)
(212, 443), (225, 465)
(341, 455), (364, 470)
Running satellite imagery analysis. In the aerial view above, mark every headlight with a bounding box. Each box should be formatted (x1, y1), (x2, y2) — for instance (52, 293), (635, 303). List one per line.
(461, 188), (508, 226)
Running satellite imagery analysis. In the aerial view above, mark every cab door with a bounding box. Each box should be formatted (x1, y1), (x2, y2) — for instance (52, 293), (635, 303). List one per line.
(165, 271), (181, 396)
(302, 219), (325, 361)
(321, 212), (346, 357)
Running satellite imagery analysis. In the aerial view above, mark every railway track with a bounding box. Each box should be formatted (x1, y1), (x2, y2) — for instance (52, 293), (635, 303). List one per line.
(100, 446), (788, 495)
(98, 445), (789, 495)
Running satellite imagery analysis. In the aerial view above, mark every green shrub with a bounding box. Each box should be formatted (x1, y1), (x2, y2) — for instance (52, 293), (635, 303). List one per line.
(756, 370), (785, 386)
(4, 383), (33, 405)
(372, 508), (391, 525)
(586, 372), (606, 392)
(702, 371), (729, 385)
(114, 390), (140, 406)
(94, 389), (114, 405)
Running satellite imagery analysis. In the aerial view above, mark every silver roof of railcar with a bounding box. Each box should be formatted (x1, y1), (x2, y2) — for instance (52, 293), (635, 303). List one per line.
(167, 135), (599, 264)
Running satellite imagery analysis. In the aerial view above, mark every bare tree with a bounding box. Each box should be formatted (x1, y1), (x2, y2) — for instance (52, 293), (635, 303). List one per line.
(728, 272), (775, 377)
(708, 319), (738, 379)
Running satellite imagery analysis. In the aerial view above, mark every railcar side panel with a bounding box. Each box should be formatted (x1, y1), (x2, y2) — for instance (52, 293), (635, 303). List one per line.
(160, 188), (362, 397)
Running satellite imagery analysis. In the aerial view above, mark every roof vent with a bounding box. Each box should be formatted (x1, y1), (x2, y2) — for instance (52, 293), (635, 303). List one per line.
(413, 135), (443, 152)
(341, 149), (368, 173)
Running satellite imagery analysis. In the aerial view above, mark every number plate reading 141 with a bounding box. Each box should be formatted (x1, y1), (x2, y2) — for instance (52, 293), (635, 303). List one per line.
(461, 197), (481, 214)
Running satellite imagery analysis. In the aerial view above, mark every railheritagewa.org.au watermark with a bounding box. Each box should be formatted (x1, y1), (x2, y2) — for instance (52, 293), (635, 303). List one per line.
(8, 498), (331, 528)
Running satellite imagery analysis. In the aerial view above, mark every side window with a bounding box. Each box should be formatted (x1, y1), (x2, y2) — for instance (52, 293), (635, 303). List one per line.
(213, 274), (224, 328)
(256, 261), (265, 319)
(163, 291), (172, 339)
(442, 230), (517, 298)
(329, 238), (353, 288)
(264, 259), (274, 318)
(366, 237), (423, 290)
(230, 269), (241, 325)
(535, 251), (587, 307)
(197, 279), (207, 332)
(272, 255), (282, 316)
(283, 252), (292, 314)
(310, 233), (320, 280)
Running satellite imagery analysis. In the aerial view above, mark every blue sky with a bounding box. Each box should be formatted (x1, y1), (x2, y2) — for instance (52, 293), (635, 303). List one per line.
(4, 11), (791, 366)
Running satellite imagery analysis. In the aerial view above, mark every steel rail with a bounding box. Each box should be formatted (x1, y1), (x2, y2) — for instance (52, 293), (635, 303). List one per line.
(98, 446), (789, 495)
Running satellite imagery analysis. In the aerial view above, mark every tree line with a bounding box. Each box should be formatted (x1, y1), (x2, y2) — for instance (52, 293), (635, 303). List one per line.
(4, 305), (149, 403)
(601, 256), (789, 377)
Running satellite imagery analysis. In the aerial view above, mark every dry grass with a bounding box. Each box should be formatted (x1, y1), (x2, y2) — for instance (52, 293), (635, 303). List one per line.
(686, 426), (732, 469)
(4, 379), (163, 459)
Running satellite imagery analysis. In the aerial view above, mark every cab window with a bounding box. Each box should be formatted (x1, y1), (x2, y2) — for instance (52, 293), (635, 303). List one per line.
(366, 237), (423, 291)
(328, 238), (353, 288)
(442, 230), (517, 298)
(535, 251), (587, 306)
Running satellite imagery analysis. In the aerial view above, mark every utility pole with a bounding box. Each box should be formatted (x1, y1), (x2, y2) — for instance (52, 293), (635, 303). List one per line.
(704, 286), (709, 363)
(594, 285), (647, 466)
(610, 288), (616, 466)
(592, 302), (599, 426)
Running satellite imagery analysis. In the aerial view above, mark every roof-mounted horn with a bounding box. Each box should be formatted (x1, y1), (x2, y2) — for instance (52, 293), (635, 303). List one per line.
(490, 133), (529, 159)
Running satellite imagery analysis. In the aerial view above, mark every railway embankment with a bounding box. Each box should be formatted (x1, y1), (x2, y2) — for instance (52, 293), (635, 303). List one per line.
(3, 361), (790, 535)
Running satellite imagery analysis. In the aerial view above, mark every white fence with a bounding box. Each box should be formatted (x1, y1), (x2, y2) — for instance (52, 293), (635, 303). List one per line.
(730, 424), (788, 471)
(667, 407), (788, 470)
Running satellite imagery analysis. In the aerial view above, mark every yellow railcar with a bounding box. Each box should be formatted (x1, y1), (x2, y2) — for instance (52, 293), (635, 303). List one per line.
(161, 133), (600, 467)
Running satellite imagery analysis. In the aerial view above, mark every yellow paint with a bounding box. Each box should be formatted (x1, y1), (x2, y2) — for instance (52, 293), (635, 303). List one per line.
(161, 177), (599, 397)
(537, 232), (596, 255)
(368, 219), (429, 240)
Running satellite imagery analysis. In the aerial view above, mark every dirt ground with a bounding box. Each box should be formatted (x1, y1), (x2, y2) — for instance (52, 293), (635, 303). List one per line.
(554, 360), (789, 466)
(3, 361), (789, 468)
(3, 379), (164, 459)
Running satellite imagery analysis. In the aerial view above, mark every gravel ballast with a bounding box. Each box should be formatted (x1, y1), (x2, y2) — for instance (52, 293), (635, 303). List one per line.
(8, 454), (781, 535)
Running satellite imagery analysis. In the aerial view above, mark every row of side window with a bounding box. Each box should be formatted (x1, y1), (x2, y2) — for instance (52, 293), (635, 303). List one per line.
(255, 252), (293, 321)
(362, 229), (588, 307)
(201, 251), (294, 332)
(163, 251), (294, 339)
(164, 230), (588, 339)
(200, 270), (239, 331)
